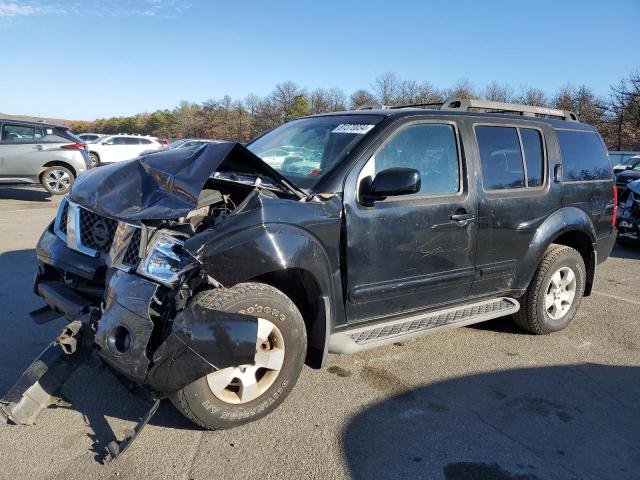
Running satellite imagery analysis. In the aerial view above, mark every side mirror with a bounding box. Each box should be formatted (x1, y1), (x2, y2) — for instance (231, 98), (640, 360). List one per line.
(363, 167), (421, 203)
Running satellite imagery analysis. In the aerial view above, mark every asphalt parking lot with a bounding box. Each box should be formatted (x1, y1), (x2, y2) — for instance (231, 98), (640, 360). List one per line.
(0, 185), (638, 480)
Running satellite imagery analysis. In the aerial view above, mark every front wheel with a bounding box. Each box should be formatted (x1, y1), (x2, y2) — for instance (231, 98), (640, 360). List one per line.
(41, 166), (74, 195)
(171, 283), (307, 430)
(513, 244), (586, 334)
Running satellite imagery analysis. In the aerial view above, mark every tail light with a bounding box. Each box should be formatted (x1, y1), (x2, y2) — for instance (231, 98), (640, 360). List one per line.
(612, 184), (618, 226)
(61, 143), (86, 150)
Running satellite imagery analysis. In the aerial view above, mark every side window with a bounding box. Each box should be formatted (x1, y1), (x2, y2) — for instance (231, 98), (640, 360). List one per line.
(112, 137), (127, 145)
(140, 138), (152, 145)
(520, 128), (544, 187)
(1, 124), (41, 142)
(476, 126), (525, 190)
(367, 123), (460, 196)
(125, 137), (141, 145)
(557, 130), (612, 181)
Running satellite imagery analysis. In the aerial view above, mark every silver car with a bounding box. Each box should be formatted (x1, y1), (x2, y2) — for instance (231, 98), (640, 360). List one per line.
(0, 119), (91, 194)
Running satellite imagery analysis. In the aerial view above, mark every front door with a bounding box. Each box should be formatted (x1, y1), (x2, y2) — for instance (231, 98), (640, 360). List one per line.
(343, 119), (477, 323)
(0, 123), (46, 180)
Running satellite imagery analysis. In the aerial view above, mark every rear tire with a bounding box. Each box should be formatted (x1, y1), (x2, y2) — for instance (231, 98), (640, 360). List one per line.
(89, 152), (100, 168)
(41, 166), (74, 195)
(513, 244), (586, 334)
(171, 282), (307, 430)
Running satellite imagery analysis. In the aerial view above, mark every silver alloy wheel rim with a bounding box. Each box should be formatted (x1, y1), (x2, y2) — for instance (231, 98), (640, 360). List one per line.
(206, 318), (285, 404)
(89, 154), (98, 167)
(45, 169), (71, 193)
(544, 266), (577, 320)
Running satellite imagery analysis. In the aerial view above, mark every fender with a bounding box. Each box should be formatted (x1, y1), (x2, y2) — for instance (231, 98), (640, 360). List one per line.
(514, 206), (596, 291)
(185, 220), (344, 368)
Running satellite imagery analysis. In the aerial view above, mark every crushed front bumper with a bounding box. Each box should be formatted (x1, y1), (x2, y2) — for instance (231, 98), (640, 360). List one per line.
(31, 226), (259, 398)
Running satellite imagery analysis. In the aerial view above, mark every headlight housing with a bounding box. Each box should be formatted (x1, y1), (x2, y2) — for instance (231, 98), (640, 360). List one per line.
(137, 231), (197, 285)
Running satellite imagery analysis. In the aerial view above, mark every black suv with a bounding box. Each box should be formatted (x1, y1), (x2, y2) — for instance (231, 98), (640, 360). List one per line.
(3, 99), (616, 440)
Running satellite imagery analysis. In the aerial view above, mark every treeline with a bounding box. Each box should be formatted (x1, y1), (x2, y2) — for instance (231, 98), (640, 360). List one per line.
(70, 70), (640, 150)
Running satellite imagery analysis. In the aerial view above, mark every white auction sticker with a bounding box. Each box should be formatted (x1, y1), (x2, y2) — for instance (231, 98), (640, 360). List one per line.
(331, 124), (376, 134)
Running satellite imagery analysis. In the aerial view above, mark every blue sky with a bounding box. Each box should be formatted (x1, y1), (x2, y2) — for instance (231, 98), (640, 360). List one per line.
(1, 0), (639, 120)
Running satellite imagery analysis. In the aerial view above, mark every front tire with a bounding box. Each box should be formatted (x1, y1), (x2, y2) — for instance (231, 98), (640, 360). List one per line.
(41, 166), (74, 195)
(171, 282), (307, 430)
(514, 244), (586, 334)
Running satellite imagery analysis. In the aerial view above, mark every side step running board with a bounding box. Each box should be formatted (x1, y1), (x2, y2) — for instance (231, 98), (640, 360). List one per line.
(329, 297), (519, 354)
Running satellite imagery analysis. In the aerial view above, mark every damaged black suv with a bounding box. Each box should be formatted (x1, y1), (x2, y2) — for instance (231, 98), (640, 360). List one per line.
(3, 99), (617, 440)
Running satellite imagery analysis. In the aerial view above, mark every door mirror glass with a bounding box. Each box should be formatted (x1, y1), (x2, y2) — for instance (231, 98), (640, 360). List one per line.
(366, 167), (421, 202)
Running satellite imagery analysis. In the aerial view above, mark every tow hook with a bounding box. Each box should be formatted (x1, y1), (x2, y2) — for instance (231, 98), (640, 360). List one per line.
(56, 320), (84, 355)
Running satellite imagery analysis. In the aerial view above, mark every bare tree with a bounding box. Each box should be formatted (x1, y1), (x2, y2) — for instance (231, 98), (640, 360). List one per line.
(350, 89), (378, 109)
(482, 81), (515, 103)
(443, 78), (477, 100)
(373, 72), (401, 105)
(514, 86), (548, 107)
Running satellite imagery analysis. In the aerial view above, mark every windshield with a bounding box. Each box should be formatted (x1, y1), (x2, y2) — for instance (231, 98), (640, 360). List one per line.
(247, 115), (383, 189)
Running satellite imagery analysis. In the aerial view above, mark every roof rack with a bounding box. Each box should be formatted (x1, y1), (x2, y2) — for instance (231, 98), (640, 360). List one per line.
(384, 97), (578, 121)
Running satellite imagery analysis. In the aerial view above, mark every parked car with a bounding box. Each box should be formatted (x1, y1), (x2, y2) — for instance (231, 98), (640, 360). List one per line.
(139, 138), (222, 156)
(2, 99), (617, 458)
(617, 179), (640, 246)
(77, 133), (105, 143)
(0, 118), (91, 194)
(612, 154), (640, 174)
(615, 160), (640, 193)
(610, 151), (640, 172)
(88, 134), (162, 165)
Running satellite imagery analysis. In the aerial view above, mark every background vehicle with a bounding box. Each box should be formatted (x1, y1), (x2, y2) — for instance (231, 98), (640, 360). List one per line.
(4, 99), (616, 440)
(613, 154), (640, 174)
(0, 118), (90, 194)
(617, 179), (640, 246)
(610, 151), (640, 172)
(615, 160), (640, 192)
(77, 133), (105, 143)
(88, 134), (161, 165)
(139, 138), (221, 156)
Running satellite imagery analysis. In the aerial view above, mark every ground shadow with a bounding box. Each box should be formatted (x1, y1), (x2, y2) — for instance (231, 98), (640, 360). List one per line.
(609, 242), (640, 260)
(58, 363), (200, 462)
(342, 364), (640, 480)
(0, 185), (52, 202)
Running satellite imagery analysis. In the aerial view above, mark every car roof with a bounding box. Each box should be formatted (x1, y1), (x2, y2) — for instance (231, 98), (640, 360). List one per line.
(310, 108), (595, 131)
(0, 118), (67, 129)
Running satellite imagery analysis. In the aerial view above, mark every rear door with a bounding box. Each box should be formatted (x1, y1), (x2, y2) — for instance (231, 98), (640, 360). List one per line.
(468, 120), (561, 297)
(100, 136), (130, 162)
(343, 118), (477, 323)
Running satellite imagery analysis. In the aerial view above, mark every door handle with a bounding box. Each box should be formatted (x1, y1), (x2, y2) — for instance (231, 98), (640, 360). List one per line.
(450, 213), (475, 225)
(32, 145), (44, 151)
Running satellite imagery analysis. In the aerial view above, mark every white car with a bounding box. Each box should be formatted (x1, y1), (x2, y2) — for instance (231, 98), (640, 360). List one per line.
(88, 135), (162, 166)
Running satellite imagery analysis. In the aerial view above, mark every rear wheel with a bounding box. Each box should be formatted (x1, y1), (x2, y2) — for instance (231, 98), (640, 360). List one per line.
(89, 152), (100, 168)
(41, 166), (74, 195)
(513, 244), (586, 334)
(171, 283), (307, 430)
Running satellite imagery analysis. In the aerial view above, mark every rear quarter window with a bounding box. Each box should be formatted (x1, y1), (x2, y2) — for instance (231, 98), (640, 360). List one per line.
(557, 130), (611, 181)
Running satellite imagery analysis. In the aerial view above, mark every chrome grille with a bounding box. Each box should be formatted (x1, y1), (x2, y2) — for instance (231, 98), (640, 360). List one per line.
(121, 229), (142, 267)
(55, 198), (144, 268)
(78, 208), (118, 253)
(59, 201), (69, 233)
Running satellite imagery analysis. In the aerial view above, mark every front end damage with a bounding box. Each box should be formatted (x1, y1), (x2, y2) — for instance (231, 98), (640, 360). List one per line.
(1, 142), (310, 461)
(617, 180), (640, 244)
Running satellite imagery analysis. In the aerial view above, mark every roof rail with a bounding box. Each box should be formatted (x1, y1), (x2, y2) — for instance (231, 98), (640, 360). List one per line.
(440, 97), (578, 121)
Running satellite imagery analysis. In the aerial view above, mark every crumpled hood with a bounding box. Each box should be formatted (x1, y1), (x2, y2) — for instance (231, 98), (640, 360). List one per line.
(626, 179), (640, 194)
(70, 142), (303, 221)
(616, 169), (640, 185)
